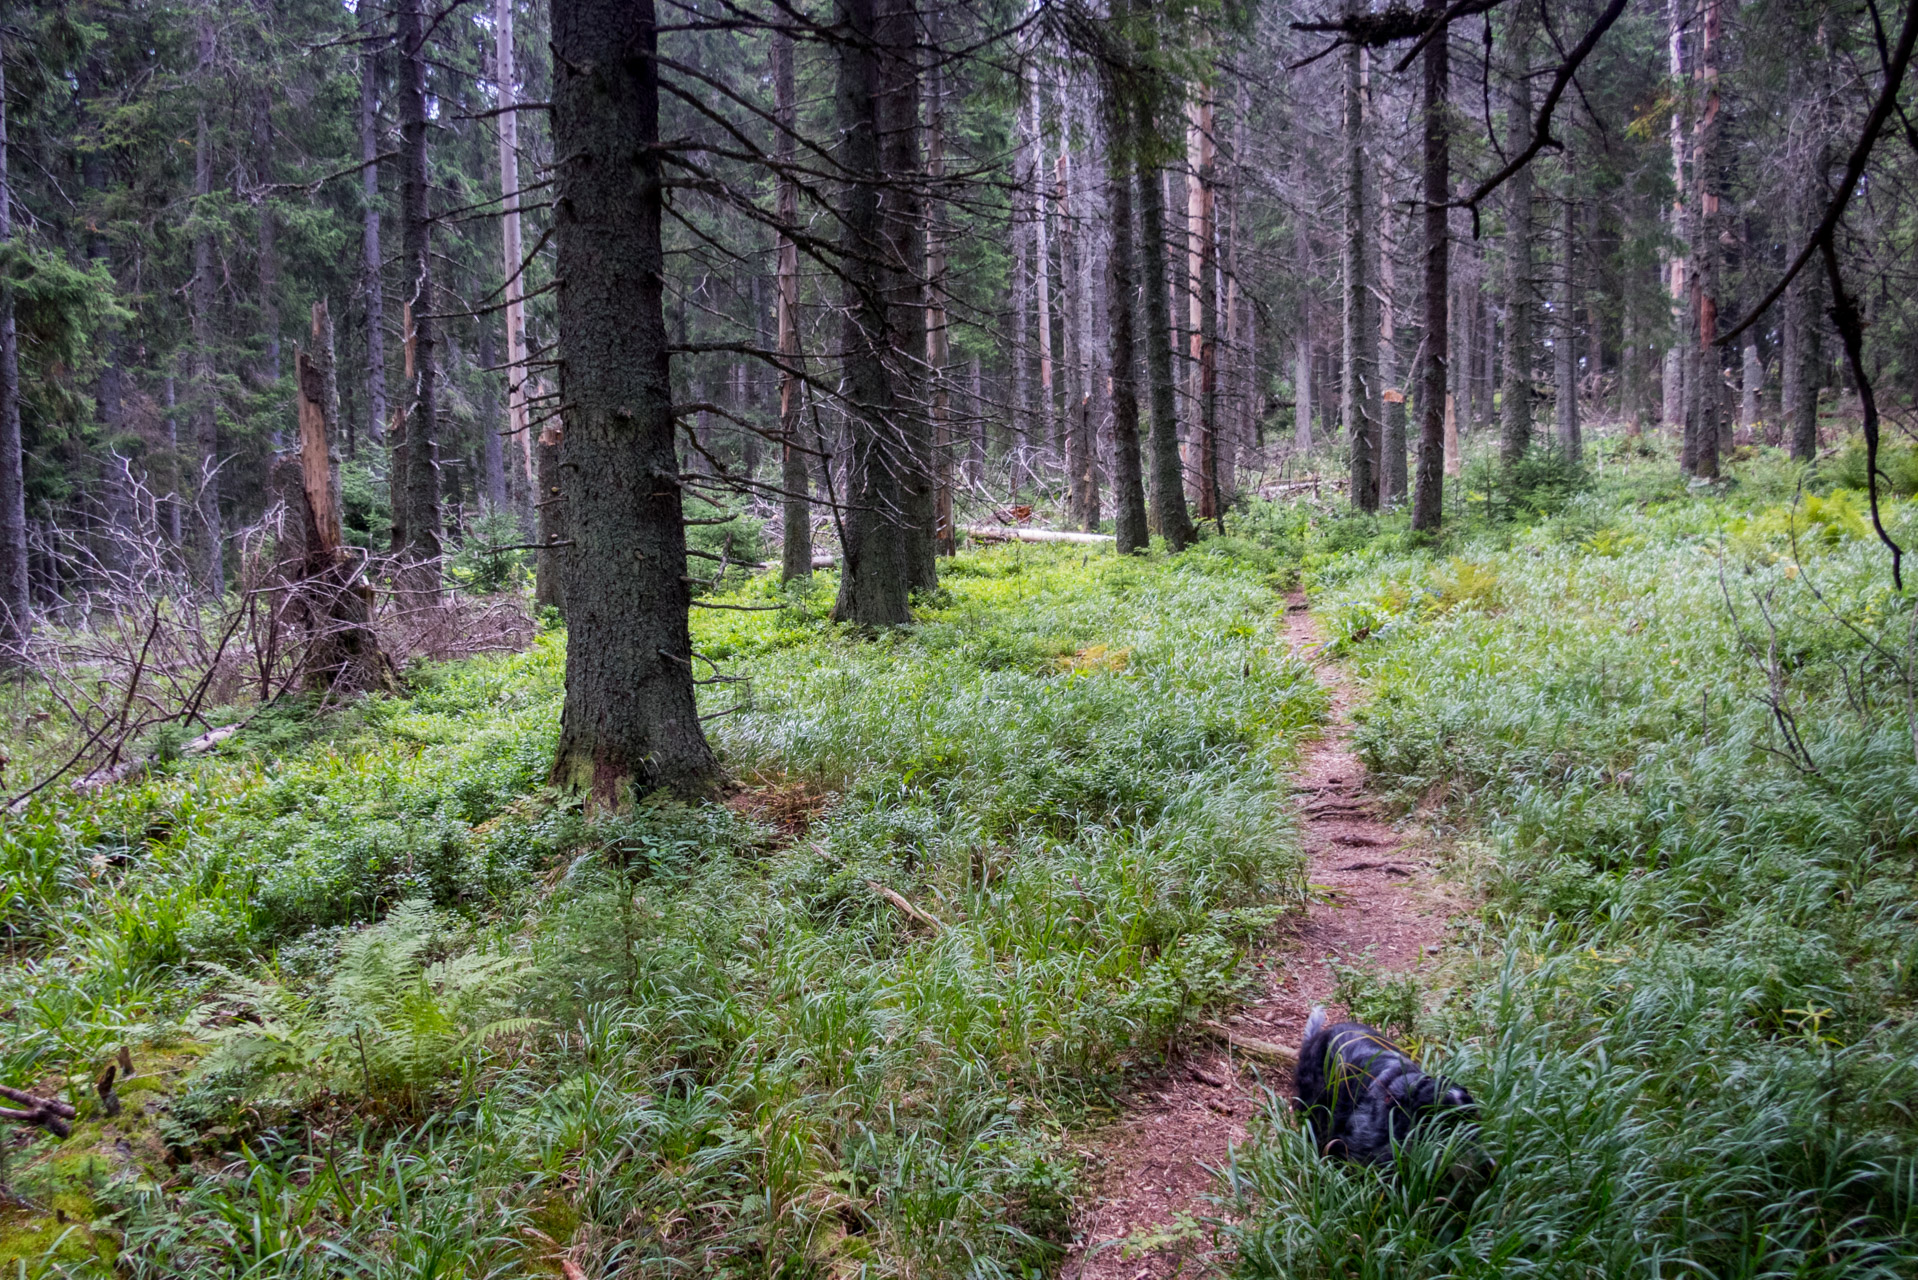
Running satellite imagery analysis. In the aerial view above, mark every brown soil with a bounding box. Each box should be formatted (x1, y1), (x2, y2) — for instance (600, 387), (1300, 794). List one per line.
(1063, 596), (1459, 1280)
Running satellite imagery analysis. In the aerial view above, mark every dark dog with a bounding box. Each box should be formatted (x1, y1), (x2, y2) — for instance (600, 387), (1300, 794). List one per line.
(1294, 1007), (1481, 1166)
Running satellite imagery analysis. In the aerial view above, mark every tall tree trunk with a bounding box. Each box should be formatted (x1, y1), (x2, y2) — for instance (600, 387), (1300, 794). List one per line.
(479, 324), (506, 508)
(879, 0), (934, 592)
(0, 39), (25, 662)
(1410, 0), (1449, 533)
(1684, 0), (1721, 479)
(496, 0), (534, 525)
(1010, 85), (1033, 495)
(1056, 97), (1086, 525)
(1029, 72), (1057, 467)
(1342, 20), (1378, 510)
(1741, 343), (1761, 439)
(1556, 192), (1580, 458)
(548, 0), (716, 804)
(397, 0), (443, 594)
(192, 15), (223, 591)
(774, 30), (811, 581)
(1294, 332), (1313, 451)
(832, 0), (913, 624)
(1782, 27), (1827, 462)
(254, 95), (281, 401)
(1664, 0), (1688, 435)
(927, 17), (955, 555)
(1379, 158), (1407, 502)
(1105, 80), (1150, 554)
(1621, 294), (1644, 434)
(1136, 92), (1196, 550)
(1189, 90), (1222, 527)
(1500, 11), (1534, 467)
(361, 10), (387, 453)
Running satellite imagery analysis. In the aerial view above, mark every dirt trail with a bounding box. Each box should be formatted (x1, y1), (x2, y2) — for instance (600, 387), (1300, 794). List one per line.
(1065, 596), (1459, 1280)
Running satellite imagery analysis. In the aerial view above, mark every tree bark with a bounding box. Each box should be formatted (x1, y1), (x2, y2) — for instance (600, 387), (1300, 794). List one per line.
(1410, 0), (1449, 533)
(879, 0), (934, 592)
(1782, 28), (1828, 463)
(1029, 71), (1057, 466)
(1104, 84), (1150, 555)
(927, 16), (955, 555)
(496, 0), (533, 522)
(192, 14), (223, 591)
(1342, 22), (1378, 511)
(1683, 0), (1721, 479)
(548, 0), (716, 804)
(0, 39), (25, 662)
(1136, 93), (1196, 550)
(774, 30), (811, 582)
(1188, 91), (1221, 527)
(1556, 192), (1580, 459)
(1499, 11), (1534, 467)
(397, 0), (443, 594)
(832, 0), (913, 624)
(361, 11), (387, 452)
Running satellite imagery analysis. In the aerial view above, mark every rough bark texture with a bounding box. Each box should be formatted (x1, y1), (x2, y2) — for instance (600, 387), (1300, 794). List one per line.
(879, 0), (934, 592)
(397, 0), (443, 594)
(0, 40), (26, 662)
(774, 30), (811, 582)
(1499, 13), (1534, 468)
(535, 420), (566, 614)
(928, 19), (956, 555)
(1782, 44), (1827, 462)
(1104, 92), (1150, 555)
(1136, 93), (1196, 550)
(496, 0), (532, 519)
(832, 0), (913, 625)
(1556, 194), (1580, 458)
(548, 0), (716, 804)
(361, 14), (387, 451)
(1342, 19), (1377, 511)
(1410, 0), (1448, 533)
(1683, 0), (1721, 479)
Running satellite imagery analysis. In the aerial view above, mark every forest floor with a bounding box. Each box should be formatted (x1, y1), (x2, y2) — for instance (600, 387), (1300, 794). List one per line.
(1066, 594), (1461, 1280)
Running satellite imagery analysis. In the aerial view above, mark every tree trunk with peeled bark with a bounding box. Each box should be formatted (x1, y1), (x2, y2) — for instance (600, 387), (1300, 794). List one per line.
(547, 0), (716, 805)
(832, 0), (913, 625)
(1410, 0), (1448, 533)
(0, 39), (26, 663)
(774, 30), (810, 582)
(1136, 92), (1196, 550)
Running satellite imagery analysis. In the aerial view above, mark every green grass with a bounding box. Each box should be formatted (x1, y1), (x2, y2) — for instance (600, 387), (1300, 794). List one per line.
(1223, 455), (1918, 1278)
(0, 543), (1322, 1277)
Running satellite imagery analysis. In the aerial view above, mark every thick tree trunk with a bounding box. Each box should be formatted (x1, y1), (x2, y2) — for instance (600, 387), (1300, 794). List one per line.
(1136, 94), (1196, 550)
(832, 0), (913, 624)
(879, 0), (935, 592)
(1410, 0), (1448, 533)
(1741, 343), (1761, 439)
(1029, 73), (1057, 467)
(0, 41), (25, 662)
(397, 0), (443, 594)
(1782, 38), (1827, 463)
(1010, 94), (1033, 494)
(548, 0), (716, 804)
(1499, 13), (1534, 467)
(1185, 91), (1221, 526)
(479, 324), (506, 509)
(286, 302), (395, 694)
(1556, 194), (1580, 459)
(1664, 0), (1688, 437)
(1341, 24), (1378, 511)
(774, 30), (811, 582)
(361, 14), (387, 452)
(1379, 158), (1407, 502)
(191, 16), (223, 591)
(534, 418), (566, 614)
(1105, 92), (1150, 555)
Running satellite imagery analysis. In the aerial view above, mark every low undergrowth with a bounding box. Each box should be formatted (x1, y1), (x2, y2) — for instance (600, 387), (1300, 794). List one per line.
(1226, 454), (1918, 1278)
(0, 543), (1321, 1277)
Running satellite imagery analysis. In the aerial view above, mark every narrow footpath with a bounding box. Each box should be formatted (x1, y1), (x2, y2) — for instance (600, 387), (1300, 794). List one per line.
(1066, 596), (1460, 1280)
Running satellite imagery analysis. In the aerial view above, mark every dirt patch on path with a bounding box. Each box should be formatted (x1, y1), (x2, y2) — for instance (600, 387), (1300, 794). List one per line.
(1064, 596), (1459, 1280)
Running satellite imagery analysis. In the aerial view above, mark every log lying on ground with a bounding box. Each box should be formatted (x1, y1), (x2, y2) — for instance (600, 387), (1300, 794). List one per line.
(1200, 1019), (1299, 1067)
(71, 722), (242, 792)
(961, 526), (1115, 545)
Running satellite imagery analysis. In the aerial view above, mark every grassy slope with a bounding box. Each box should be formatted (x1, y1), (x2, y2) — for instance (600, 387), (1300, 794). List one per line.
(0, 543), (1322, 1277)
(1227, 455), (1918, 1279)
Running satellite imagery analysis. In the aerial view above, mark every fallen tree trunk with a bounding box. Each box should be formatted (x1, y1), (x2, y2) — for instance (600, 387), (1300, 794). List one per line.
(961, 526), (1115, 546)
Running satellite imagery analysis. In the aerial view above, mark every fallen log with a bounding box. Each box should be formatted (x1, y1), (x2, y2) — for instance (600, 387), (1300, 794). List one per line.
(0, 1084), (76, 1139)
(961, 526), (1115, 546)
(1200, 1019), (1299, 1067)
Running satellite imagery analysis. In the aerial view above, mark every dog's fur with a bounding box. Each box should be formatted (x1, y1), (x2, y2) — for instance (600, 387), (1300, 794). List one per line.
(1294, 1007), (1479, 1165)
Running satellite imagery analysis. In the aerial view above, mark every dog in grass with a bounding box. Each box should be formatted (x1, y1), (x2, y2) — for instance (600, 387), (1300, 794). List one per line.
(1294, 1006), (1486, 1173)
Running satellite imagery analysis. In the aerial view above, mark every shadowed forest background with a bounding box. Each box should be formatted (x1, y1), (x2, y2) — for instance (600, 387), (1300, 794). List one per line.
(1, 0), (1917, 1275)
